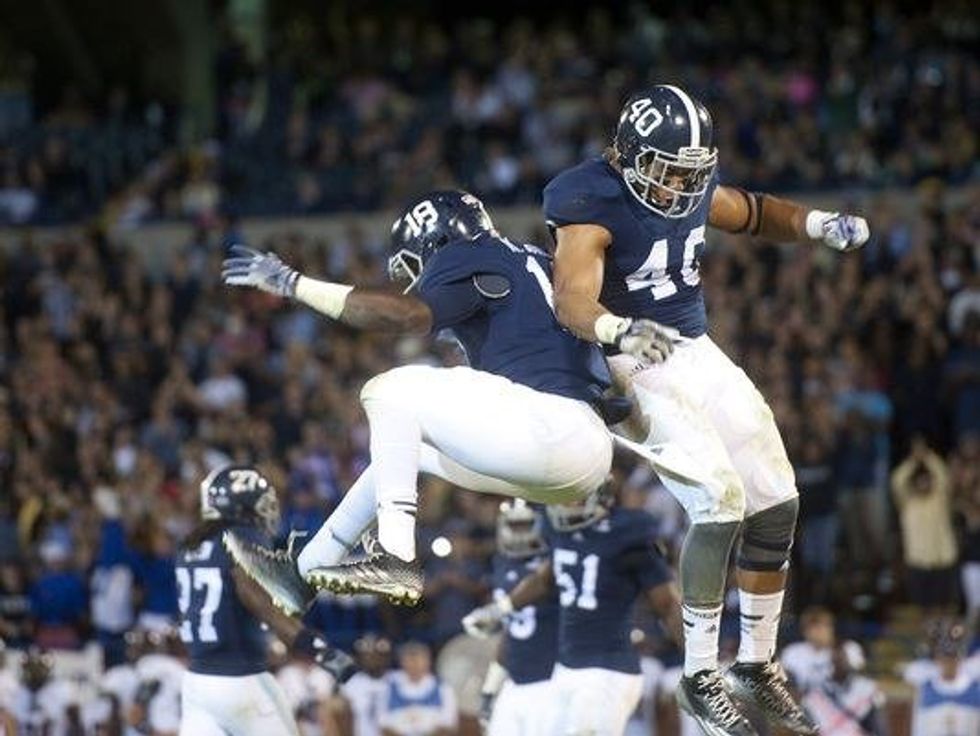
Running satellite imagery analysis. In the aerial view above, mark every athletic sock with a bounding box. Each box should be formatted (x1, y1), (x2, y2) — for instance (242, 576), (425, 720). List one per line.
(297, 467), (377, 576)
(736, 589), (784, 663)
(682, 603), (723, 676)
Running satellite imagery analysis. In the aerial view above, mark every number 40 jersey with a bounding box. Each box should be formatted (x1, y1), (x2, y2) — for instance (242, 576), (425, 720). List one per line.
(175, 531), (268, 676)
(543, 156), (719, 338)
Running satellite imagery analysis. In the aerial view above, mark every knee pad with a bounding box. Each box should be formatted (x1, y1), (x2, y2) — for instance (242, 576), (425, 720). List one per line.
(737, 496), (799, 572)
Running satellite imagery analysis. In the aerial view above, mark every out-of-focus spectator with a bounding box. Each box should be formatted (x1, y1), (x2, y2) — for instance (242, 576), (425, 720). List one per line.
(130, 519), (178, 633)
(89, 488), (135, 668)
(907, 619), (980, 736)
(275, 640), (341, 736)
(423, 521), (490, 646)
(0, 562), (31, 648)
(781, 607), (866, 693)
(379, 641), (457, 736)
(891, 438), (958, 611)
(801, 642), (888, 735)
(795, 436), (838, 604)
(942, 313), (980, 440)
(30, 541), (87, 650)
(6, 647), (80, 734)
(952, 434), (980, 629)
(340, 634), (394, 736)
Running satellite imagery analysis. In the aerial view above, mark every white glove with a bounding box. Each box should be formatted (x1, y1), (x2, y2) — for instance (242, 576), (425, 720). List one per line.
(462, 597), (512, 639)
(222, 245), (301, 297)
(615, 318), (680, 365)
(807, 210), (870, 252)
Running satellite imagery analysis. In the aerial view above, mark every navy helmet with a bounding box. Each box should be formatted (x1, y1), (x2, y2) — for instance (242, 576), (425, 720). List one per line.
(200, 465), (280, 536)
(546, 481), (616, 532)
(496, 499), (547, 558)
(388, 190), (496, 290)
(612, 84), (718, 218)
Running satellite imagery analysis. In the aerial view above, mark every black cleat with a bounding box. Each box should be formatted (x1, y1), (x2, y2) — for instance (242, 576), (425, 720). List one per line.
(306, 547), (423, 606)
(223, 531), (315, 616)
(726, 661), (817, 735)
(677, 669), (758, 736)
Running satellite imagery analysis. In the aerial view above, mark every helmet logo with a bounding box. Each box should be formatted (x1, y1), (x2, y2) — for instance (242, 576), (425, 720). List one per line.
(627, 98), (663, 136)
(402, 200), (439, 237)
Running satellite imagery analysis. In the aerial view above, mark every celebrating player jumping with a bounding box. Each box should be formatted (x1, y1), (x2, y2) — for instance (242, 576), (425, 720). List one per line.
(543, 83), (869, 735)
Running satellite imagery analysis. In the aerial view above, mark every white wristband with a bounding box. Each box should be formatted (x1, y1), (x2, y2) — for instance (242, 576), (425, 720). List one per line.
(805, 209), (834, 240)
(594, 313), (630, 345)
(294, 275), (354, 319)
(497, 594), (514, 615)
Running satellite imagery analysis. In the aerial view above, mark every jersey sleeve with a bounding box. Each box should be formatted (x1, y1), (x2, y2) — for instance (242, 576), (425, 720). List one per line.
(417, 242), (510, 333)
(616, 512), (673, 591)
(542, 167), (620, 229)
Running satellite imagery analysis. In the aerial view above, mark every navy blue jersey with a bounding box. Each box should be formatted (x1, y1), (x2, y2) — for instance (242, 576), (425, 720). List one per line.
(543, 157), (719, 338)
(491, 554), (559, 685)
(543, 507), (672, 674)
(175, 530), (268, 676)
(417, 233), (610, 403)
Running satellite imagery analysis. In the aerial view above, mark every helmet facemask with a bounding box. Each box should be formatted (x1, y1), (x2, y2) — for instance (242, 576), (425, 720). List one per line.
(387, 249), (425, 293)
(623, 145), (718, 218)
(545, 485), (613, 532)
(496, 499), (546, 558)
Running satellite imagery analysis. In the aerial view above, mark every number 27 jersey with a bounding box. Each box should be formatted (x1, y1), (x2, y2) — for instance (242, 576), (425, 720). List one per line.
(543, 156), (719, 338)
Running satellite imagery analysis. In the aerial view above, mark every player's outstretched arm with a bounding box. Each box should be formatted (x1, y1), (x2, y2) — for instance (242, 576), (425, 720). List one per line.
(222, 246), (433, 334)
(231, 567), (356, 683)
(461, 561), (554, 639)
(708, 185), (869, 251)
(552, 226), (679, 363)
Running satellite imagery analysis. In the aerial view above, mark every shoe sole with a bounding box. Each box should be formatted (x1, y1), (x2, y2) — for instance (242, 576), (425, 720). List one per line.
(725, 671), (817, 735)
(307, 569), (422, 607)
(676, 684), (757, 736)
(223, 533), (307, 616)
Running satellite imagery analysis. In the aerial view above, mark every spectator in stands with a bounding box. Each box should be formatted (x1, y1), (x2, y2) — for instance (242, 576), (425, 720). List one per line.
(782, 607), (866, 693)
(0, 561), (31, 648)
(30, 540), (87, 650)
(892, 438), (959, 612)
(341, 634), (394, 736)
(952, 434), (980, 630)
(907, 619), (980, 736)
(379, 641), (457, 736)
(801, 642), (888, 735)
(794, 435), (839, 604)
(130, 519), (177, 633)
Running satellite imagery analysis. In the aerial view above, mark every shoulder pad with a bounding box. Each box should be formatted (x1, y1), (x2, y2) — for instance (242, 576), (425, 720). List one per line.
(473, 273), (511, 299)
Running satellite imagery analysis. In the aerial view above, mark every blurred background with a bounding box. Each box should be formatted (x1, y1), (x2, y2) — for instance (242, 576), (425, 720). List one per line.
(0, 0), (978, 734)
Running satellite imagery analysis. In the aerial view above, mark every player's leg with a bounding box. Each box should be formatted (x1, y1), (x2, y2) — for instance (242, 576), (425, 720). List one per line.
(486, 680), (521, 736)
(362, 364), (611, 561)
(608, 348), (756, 735)
(551, 666), (643, 736)
(226, 673), (302, 736)
(694, 337), (817, 734)
(180, 673), (230, 736)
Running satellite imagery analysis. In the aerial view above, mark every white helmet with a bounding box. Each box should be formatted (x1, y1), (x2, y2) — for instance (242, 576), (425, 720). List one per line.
(496, 499), (546, 558)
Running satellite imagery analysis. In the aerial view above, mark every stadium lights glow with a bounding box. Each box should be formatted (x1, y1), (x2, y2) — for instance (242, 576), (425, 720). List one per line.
(431, 536), (452, 557)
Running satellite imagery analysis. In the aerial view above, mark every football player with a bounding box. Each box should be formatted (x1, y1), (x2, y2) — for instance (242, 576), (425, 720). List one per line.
(543, 84), (869, 734)
(175, 465), (354, 736)
(474, 499), (559, 736)
(221, 191), (620, 608)
(463, 485), (682, 736)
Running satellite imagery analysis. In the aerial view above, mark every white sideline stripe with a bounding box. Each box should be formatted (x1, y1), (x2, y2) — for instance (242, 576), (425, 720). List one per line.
(662, 84), (700, 147)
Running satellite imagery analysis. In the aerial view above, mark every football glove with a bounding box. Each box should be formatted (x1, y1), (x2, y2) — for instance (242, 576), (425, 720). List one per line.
(616, 318), (680, 365)
(478, 691), (495, 734)
(222, 245), (301, 298)
(808, 211), (870, 252)
(294, 628), (357, 684)
(462, 599), (511, 639)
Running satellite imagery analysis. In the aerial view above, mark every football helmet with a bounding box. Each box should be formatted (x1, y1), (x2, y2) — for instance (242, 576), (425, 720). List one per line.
(388, 190), (496, 290)
(546, 482), (615, 532)
(612, 84), (718, 218)
(200, 465), (280, 536)
(496, 499), (546, 558)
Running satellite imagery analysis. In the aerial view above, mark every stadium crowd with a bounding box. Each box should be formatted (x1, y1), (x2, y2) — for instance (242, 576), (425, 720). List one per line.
(0, 1), (979, 734)
(1, 1), (978, 225)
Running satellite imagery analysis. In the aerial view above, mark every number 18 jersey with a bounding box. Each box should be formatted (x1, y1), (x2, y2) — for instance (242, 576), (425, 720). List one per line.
(175, 530), (268, 676)
(543, 156), (719, 338)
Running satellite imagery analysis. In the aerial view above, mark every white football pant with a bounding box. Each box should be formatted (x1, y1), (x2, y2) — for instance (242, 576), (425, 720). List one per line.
(548, 665), (643, 736)
(488, 678), (556, 736)
(179, 671), (299, 736)
(299, 365), (612, 568)
(608, 335), (796, 524)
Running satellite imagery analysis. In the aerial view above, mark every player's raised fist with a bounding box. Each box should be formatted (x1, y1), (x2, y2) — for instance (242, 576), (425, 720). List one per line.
(806, 211), (870, 252)
(616, 318), (681, 366)
(222, 244), (301, 297)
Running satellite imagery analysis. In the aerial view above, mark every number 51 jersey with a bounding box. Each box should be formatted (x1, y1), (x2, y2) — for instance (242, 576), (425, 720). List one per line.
(175, 530), (268, 676)
(543, 156), (719, 338)
(544, 507), (673, 675)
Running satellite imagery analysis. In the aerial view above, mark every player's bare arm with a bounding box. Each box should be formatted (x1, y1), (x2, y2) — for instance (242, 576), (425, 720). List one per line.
(232, 566), (356, 682)
(644, 580), (684, 647)
(553, 226), (679, 364)
(708, 185), (869, 250)
(222, 245), (433, 334)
